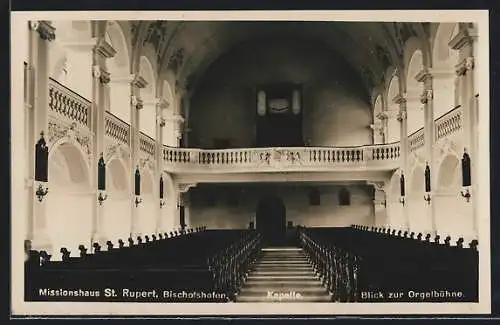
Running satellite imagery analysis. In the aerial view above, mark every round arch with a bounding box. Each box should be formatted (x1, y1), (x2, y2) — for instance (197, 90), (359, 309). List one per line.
(431, 23), (460, 118)
(46, 141), (92, 259)
(405, 48), (424, 135)
(386, 73), (400, 143)
(139, 55), (157, 138)
(437, 154), (461, 191)
(106, 21), (132, 124)
(409, 165), (425, 196)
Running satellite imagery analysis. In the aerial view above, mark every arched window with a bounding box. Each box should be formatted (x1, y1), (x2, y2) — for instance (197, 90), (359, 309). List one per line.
(338, 188), (351, 206)
(309, 188), (320, 206)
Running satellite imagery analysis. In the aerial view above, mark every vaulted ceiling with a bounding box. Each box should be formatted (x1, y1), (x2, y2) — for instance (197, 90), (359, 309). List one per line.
(131, 21), (430, 96)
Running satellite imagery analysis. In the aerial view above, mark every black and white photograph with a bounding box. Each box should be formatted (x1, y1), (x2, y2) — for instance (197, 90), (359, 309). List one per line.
(10, 10), (490, 316)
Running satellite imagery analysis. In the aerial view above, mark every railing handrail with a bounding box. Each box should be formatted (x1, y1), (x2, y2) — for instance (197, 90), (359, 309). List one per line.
(162, 142), (401, 152)
(139, 131), (156, 144)
(105, 110), (130, 128)
(434, 105), (462, 124)
(408, 126), (424, 139)
(48, 77), (92, 105)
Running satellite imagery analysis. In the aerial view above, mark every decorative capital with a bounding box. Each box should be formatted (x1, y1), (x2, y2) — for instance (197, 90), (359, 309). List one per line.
(456, 57), (475, 77)
(157, 115), (166, 127)
(30, 20), (56, 41)
(155, 97), (170, 110)
(178, 183), (196, 193)
(100, 70), (111, 85)
(92, 65), (101, 79)
(420, 89), (433, 104)
(393, 93), (407, 105)
(448, 28), (472, 51)
(397, 110), (407, 122)
(94, 38), (116, 59)
(465, 57), (475, 71)
(376, 111), (389, 120)
(131, 75), (148, 89)
(367, 181), (385, 192)
(415, 69), (432, 83)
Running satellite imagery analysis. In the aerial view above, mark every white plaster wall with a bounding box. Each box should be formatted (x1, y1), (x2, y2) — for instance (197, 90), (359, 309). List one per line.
(189, 184), (374, 229)
(190, 38), (371, 148)
(46, 189), (93, 260)
(103, 195), (130, 242)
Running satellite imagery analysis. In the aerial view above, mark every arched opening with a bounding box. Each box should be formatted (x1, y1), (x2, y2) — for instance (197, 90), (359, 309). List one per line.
(107, 21), (132, 124)
(162, 79), (177, 146)
(437, 154), (461, 190)
(387, 171), (405, 229)
(256, 196), (286, 246)
(104, 157), (130, 243)
(434, 154), (473, 242)
(432, 23), (460, 118)
(338, 188), (351, 206)
(46, 142), (92, 259)
(138, 168), (156, 236)
(373, 95), (384, 144)
(405, 48), (424, 135)
(407, 165), (429, 234)
(386, 74), (400, 143)
(139, 55), (157, 138)
(49, 21), (93, 100)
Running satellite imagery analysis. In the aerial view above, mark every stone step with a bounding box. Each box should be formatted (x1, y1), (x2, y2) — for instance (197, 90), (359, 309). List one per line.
(240, 286), (328, 294)
(251, 270), (317, 276)
(247, 275), (319, 281)
(242, 280), (325, 288)
(235, 294), (332, 303)
(259, 260), (310, 264)
(251, 266), (313, 271)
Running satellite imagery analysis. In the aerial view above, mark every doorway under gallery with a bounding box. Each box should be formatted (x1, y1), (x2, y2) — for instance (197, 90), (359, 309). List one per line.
(256, 196), (287, 246)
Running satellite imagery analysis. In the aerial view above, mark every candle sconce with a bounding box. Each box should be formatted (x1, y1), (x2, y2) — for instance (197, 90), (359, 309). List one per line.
(461, 187), (471, 203)
(461, 150), (472, 203)
(424, 193), (431, 205)
(424, 162), (432, 205)
(36, 184), (49, 202)
(399, 197), (405, 206)
(160, 200), (166, 208)
(98, 191), (108, 206)
(135, 196), (142, 207)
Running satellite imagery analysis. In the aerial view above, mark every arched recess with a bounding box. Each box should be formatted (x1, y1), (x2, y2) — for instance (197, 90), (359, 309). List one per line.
(46, 141), (92, 259)
(160, 172), (178, 232)
(405, 45), (425, 136)
(103, 157), (131, 243)
(49, 21), (93, 100)
(138, 168), (156, 236)
(386, 73), (400, 143)
(407, 165), (430, 234)
(139, 55), (157, 138)
(106, 21), (132, 124)
(434, 154), (473, 242)
(432, 23), (460, 118)
(387, 170), (405, 230)
(373, 95), (384, 144)
(159, 70), (179, 147)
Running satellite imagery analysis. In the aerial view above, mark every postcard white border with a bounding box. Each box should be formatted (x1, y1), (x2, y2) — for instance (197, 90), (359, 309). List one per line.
(11, 10), (491, 316)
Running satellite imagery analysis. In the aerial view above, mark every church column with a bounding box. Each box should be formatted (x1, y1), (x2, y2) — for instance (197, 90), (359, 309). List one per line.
(129, 76), (147, 239)
(417, 69), (437, 235)
(395, 93), (410, 231)
(27, 20), (55, 252)
(155, 98), (168, 233)
(450, 27), (478, 238)
(90, 38), (115, 247)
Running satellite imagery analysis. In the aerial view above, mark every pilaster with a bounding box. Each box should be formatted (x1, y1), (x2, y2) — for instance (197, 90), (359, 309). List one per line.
(28, 20), (55, 253)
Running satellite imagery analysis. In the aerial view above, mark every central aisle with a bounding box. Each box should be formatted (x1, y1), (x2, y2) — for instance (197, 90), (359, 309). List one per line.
(235, 247), (332, 302)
